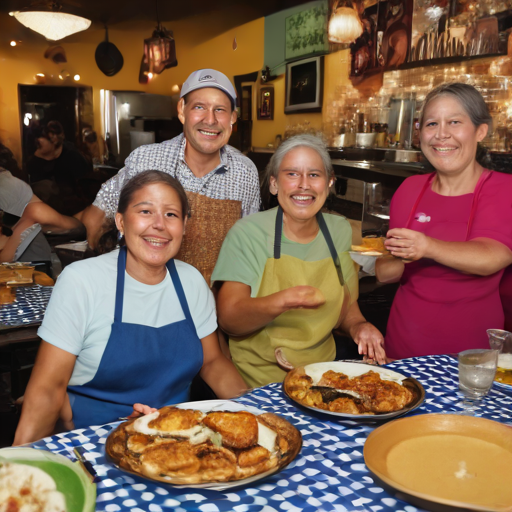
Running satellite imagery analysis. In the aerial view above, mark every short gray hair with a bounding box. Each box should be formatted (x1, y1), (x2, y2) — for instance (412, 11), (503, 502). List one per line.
(420, 82), (493, 132)
(264, 134), (334, 188)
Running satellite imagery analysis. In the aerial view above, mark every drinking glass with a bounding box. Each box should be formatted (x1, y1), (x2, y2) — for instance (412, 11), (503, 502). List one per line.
(458, 349), (498, 414)
(487, 329), (512, 385)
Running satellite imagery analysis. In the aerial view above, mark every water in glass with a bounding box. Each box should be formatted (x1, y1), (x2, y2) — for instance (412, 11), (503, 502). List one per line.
(458, 349), (498, 398)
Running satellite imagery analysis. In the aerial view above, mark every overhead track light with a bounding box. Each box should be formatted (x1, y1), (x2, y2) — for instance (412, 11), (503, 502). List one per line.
(10, 1), (91, 41)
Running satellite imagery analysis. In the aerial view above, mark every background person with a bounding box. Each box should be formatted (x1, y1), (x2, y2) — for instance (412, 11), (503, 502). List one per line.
(212, 135), (386, 388)
(13, 170), (246, 445)
(376, 82), (512, 359)
(26, 121), (93, 216)
(0, 147), (83, 264)
(80, 69), (260, 285)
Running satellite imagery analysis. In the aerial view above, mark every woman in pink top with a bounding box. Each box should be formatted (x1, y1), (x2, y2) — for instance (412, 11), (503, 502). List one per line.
(376, 83), (512, 359)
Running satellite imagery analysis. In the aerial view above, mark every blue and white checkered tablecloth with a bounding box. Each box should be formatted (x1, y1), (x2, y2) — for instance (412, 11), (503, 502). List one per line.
(0, 284), (52, 326)
(29, 355), (512, 512)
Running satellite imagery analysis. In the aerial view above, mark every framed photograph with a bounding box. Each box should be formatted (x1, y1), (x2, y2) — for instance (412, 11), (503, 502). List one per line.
(285, 3), (329, 60)
(257, 87), (274, 120)
(285, 56), (324, 114)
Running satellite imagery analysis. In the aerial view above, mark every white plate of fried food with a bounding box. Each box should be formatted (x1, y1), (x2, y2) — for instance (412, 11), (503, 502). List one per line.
(283, 362), (425, 420)
(350, 236), (388, 257)
(105, 400), (302, 490)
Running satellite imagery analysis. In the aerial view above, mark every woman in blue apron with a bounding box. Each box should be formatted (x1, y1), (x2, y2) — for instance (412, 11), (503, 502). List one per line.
(14, 170), (246, 445)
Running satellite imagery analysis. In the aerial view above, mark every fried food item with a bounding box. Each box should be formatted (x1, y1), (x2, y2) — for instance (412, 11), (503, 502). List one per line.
(203, 411), (258, 449)
(318, 370), (350, 389)
(369, 379), (413, 413)
(106, 406), (301, 485)
(148, 406), (203, 431)
(328, 397), (364, 414)
(285, 369), (313, 401)
(140, 442), (201, 478)
(258, 413), (302, 458)
(238, 446), (271, 468)
(193, 445), (237, 481)
(286, 368), (416, 415)
(126, 432), (155, 454)
(351, 237), (387, 254)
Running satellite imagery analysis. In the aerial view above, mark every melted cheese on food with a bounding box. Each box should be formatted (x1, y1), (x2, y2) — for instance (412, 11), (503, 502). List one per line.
(257, 421), (278, 453)
(133, 411), (278, 452)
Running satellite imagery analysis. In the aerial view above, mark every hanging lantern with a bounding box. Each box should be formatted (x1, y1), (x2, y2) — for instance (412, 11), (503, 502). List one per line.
(328, 1), (364, 44)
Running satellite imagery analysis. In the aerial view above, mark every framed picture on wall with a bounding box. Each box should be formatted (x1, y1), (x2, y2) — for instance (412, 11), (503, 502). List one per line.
(257, 87), (274, 120)
(285, 56), (324, 114)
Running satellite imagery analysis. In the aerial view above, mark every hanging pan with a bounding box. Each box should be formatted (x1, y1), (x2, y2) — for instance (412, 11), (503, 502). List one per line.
(95, 27), (124, 77)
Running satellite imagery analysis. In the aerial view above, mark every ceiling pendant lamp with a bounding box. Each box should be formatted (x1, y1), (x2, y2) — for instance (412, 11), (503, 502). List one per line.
(10, 1), (91, 41)
(328, 0), (364, 44)
(139, 0), (177, 84)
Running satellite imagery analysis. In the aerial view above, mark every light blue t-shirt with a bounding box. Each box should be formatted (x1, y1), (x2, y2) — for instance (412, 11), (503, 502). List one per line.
(38, 249), (217, 386)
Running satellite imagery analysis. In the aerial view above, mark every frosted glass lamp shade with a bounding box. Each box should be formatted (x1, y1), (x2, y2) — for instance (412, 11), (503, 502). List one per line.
(13, 11), (91, 40)
(328, 6), (364, 44)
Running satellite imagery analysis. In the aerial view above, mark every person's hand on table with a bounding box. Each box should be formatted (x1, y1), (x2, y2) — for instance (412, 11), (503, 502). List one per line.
(385, 228), (430, 262)
(349, 321), (387, 365)
(127, 403), (157, 419)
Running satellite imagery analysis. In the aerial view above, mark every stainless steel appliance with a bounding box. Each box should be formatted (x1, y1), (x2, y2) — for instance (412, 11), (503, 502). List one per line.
(100, 90), (180, 166)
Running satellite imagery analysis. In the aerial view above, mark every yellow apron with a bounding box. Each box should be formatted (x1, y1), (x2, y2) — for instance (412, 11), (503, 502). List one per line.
(230, 207), (351, 387)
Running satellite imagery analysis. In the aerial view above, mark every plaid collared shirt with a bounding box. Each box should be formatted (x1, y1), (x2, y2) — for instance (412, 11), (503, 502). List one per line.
(93, 133), (261, 218)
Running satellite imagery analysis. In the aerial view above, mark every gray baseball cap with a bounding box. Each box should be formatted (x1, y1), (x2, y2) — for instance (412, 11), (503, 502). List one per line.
(180, 69), (237, 108)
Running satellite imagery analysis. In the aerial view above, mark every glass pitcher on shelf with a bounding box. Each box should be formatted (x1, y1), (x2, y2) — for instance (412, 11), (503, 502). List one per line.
(487, 329), (512, 385)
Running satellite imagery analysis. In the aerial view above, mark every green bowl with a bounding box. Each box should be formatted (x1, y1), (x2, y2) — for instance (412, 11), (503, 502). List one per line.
(0, 447), (96, 512)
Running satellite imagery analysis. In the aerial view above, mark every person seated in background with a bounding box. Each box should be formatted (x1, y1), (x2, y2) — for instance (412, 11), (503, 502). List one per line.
(0, 142), (28, 181)
(211, 135), (386, 388)
(26, 120), (93, 216)
(375, 82), (512, 360)
(0, 148), (84, 264)
(13, 170), (246, 445)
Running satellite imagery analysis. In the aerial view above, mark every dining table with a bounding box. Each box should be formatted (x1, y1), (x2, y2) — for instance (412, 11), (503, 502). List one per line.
(26, 354), (512, 512)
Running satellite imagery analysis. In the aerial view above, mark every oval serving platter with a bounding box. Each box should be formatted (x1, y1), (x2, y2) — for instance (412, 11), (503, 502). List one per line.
(283, 361), (425, 420)
(106, 399), (303, 491)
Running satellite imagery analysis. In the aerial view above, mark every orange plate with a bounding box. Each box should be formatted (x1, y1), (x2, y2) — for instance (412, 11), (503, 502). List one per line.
(364, 414), (512, 512)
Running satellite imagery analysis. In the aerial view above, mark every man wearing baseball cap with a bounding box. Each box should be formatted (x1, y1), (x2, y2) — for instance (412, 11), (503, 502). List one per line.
(80, 68), (260, 284)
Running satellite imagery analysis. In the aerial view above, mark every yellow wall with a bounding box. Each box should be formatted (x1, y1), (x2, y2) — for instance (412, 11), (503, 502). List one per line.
(0, 14), (265, 163)
(252, 48), (352, 148)
(0, 10), (351, 163)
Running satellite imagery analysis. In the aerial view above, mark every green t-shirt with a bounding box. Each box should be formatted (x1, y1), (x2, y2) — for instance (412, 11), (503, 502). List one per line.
(212, 207), (358, 302)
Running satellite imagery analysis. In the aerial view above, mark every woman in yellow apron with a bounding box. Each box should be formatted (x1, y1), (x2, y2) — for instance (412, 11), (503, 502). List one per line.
(212, 135), (387, 387)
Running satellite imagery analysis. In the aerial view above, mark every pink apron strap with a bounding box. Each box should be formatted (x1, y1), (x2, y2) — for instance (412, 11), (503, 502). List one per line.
(405, 169), (492, 239)
(405, 173), (436, 229)
(465, 169), (492, 240)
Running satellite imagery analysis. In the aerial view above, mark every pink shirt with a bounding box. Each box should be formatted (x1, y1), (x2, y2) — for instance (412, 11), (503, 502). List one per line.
(386, 170), (512, 359)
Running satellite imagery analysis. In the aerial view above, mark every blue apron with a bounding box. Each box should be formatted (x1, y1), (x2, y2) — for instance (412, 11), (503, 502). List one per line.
(68, 246), (204, 428)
